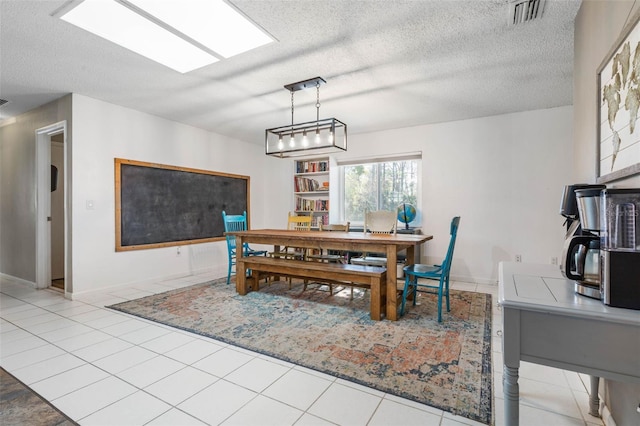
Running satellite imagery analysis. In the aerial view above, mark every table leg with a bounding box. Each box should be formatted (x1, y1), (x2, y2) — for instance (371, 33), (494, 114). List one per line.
(385, 246), (398, 321)
(272, 244), (281, 281)
(405, 245), (415, 266)
(504, 365), (520, 426)
(589, 376), (600, 417)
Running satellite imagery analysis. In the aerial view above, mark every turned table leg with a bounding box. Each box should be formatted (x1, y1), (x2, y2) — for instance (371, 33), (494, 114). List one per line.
(504, 365), (520, 426)
(589, 375), (600, 417)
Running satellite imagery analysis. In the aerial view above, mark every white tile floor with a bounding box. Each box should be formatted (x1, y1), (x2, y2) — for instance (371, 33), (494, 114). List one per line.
(0, 273), (605, 426)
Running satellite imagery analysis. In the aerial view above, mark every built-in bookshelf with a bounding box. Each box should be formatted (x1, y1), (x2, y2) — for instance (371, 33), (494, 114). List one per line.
(294, 158), (330, 228)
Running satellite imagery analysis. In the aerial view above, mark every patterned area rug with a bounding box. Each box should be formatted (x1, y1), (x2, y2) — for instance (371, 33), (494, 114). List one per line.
(0, 368), (77, 426)
(108, 279), (493, 424)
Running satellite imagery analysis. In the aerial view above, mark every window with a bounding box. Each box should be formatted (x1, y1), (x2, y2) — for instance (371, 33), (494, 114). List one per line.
(340, 156), (420, 225)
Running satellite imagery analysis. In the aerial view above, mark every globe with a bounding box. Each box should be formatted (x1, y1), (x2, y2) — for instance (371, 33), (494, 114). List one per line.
(397, 203), (417, 229)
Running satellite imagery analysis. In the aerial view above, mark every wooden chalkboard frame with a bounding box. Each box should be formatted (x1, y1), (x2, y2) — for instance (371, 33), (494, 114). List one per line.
(115, 158), (250, 251)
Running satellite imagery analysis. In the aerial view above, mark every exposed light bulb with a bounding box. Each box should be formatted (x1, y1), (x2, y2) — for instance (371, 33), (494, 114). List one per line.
(328, 130), (334, 144)
(315, 129), (321, 144)
(289, 134), (295, 147)
(302, 131), (308, 147)
(278, 135), (283, 150)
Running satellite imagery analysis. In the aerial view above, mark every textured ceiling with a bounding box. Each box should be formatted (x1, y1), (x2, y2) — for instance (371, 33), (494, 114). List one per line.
(0, 0), (581, 145)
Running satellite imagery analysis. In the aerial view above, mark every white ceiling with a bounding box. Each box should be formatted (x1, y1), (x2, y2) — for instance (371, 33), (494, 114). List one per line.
(0, 0), (581, 145)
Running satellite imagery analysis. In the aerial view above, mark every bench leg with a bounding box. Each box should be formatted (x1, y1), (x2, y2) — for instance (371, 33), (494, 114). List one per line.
(254, 271), (262, 291)
(246, 275), (257, 292)
(247, 270), (272, 292)
(237, 260), (248, 295)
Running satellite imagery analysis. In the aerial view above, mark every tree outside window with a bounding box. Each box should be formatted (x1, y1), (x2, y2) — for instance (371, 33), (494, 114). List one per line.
(343, 160), (418, 224)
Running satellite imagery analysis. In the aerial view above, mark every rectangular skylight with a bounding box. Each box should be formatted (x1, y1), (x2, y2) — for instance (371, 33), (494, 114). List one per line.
(60, 0), (218, 73)
(127, 0), (274, 58)
(59, 0), (272, 73)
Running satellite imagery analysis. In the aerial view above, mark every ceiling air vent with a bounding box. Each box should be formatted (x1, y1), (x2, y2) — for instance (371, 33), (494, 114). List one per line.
(509, 0), (545, 25)
(0, 99), (8, 107)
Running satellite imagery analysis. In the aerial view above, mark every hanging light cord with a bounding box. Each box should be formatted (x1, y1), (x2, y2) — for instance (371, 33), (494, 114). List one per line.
(316, 82), (321, 122)
(290, 90), (295, 128)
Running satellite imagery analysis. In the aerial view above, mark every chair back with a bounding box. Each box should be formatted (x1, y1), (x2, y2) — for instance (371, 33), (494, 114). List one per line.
(440, 216), (461, 274)
(287, 213), (312, 231)
(319, 222), (350, 232)
(364, 210), (397, 234)
(222, 210), (249, 251)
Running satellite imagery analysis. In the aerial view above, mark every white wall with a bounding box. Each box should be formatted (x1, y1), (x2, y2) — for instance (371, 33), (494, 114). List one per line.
(574, 2), (640, 424)
(69, 94), (278, 295)
(0, 95), (72, 284)
(335, 106), (573, 284)
(574, 0), (640, 188)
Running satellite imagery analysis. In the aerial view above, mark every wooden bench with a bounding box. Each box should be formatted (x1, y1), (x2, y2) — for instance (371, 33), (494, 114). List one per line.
(236, 256), (387, 320)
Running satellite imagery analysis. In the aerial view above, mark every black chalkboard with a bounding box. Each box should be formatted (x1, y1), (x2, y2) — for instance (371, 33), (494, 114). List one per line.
(115, 159), (249, 251)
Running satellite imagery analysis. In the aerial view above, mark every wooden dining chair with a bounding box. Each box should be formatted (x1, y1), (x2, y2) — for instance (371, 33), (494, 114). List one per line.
(222, 210), (267, 285)
(267, 213), (313, 287)
(288, 213), (313, 231)
(268, 212), (313, 260)
(401, 216), (460, 322)
(307, 222), (350, 263)
(350, 210), (397, 267)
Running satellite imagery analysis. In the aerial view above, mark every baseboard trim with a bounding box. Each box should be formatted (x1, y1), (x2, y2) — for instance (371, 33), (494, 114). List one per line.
(449, 274), (497, 286)
(0, 273), (36, 288)
(67, 266), (225, 300)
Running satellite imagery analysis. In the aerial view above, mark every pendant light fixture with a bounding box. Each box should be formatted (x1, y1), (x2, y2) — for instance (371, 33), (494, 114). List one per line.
(265, 77), (347, 158)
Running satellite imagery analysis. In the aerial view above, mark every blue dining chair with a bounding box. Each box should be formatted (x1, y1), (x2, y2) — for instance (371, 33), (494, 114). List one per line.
(401, 216), (460, 322)
(222, 211), (267, 285)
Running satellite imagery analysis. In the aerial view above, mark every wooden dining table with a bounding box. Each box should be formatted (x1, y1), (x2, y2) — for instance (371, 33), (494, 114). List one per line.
(228, 229), (432, 321)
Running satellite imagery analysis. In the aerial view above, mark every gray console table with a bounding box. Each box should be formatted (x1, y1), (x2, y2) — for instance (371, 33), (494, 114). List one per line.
(498, 262), (640, 426)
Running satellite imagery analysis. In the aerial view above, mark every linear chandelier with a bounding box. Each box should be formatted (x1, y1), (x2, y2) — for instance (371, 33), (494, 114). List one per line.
(265, 77), (347, 158)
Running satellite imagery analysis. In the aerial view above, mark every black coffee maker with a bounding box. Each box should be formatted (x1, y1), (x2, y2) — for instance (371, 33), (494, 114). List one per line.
(600, 188), (640, 310)
(559, 184), (606, 299)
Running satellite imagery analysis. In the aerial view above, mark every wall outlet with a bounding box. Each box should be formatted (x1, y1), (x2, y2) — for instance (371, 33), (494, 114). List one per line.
(551, 257), (558, 265)
(515, 254), (522, 263)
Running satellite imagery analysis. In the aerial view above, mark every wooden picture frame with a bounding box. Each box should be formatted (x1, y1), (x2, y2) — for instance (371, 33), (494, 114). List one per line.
(597, 10), (640, 184)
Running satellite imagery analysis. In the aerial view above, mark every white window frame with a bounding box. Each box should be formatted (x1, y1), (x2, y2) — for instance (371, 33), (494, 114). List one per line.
(335, 152), (422, 227)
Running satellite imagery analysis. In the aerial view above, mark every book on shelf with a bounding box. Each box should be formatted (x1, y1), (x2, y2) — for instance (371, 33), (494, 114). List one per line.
(296, 160), (329, 174)
(294, 176), (329, 192)
(295, 197), (329, 212)
(311, 213), (329, 227)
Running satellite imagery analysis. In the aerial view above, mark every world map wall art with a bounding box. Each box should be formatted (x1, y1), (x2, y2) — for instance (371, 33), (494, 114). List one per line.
(598, 11), (640, 183)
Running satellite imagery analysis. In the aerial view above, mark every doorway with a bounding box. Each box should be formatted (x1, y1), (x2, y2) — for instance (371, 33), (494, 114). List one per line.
(50, 134), (65, 290)
(35, 121), (68, 293)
